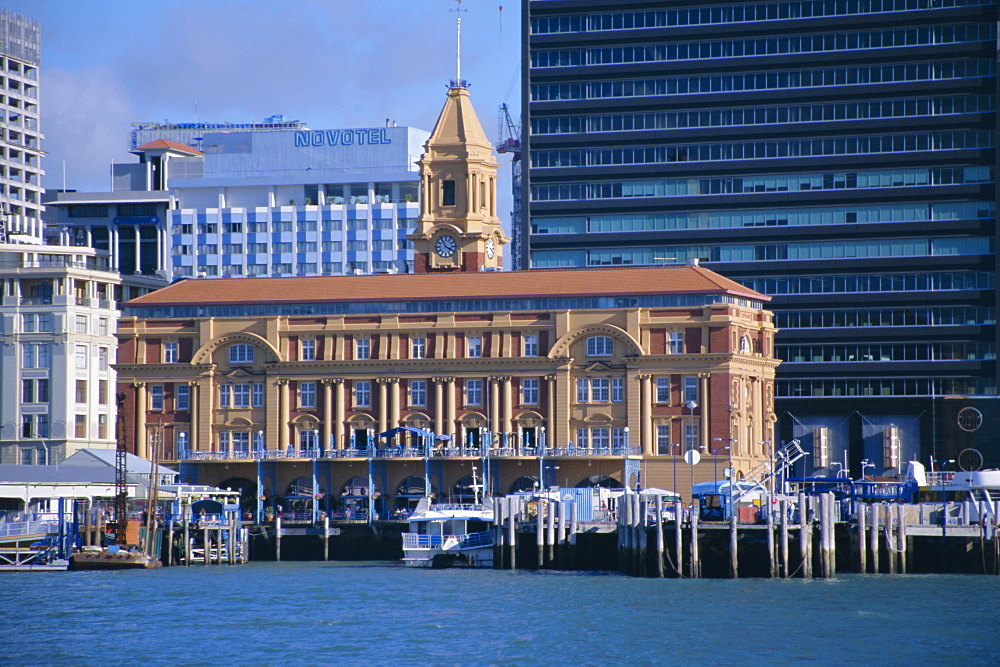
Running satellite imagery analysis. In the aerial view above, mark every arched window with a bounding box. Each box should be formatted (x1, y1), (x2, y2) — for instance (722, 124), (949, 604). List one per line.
(575, 474), (622, 489)
(509, 475), (540, 494)
(229, 343), (254, 363)
(586, 335), (613, 356)
(395, 475), (430, 511)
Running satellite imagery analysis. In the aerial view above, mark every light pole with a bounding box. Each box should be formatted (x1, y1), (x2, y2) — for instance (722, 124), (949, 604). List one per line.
(859, 459), (874, 481)
(714, 437), (736, 520)
(623, 426), (630, 455)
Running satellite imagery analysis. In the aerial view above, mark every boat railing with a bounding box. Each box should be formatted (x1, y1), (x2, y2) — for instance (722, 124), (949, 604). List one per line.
(459, 530), (494, 549)
(432, 503), (486, 512)
(924, 471), (956, 486)
(401, 530), (493, 550)
(402, 533), (444, 548)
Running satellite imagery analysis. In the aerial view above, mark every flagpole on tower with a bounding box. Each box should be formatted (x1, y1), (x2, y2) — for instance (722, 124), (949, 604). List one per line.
(451, 0), (467, 87)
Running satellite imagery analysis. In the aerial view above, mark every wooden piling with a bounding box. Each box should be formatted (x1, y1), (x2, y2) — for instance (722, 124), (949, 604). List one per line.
(166, 518), (174, 567)
(506, 497), (517, 570)
(674, 500), (683, 577)
(536, 499), (545, 568)
(569, 501), (578, 568)
(183, 511), (190, 566)
(323, 515), (330, 562)
(798, 492), (809, 578)
(638, 497), (647, 577)
(729, 511), (739, 579)
(766, 494), (775, 578)
(887, 505), (897, 575)
(689, 499), (701, 578)
(819, 494), (829, 578)
(780, 499), (789, 578)
(857, 501), (867, 574)
(275, 516), (282, 562)
(202, 526), (210, 565)
(870, 503), (880, 574)
(546, 500), (556, 565)
(655, 495), (664, 578)
(897, 504), (907, 574)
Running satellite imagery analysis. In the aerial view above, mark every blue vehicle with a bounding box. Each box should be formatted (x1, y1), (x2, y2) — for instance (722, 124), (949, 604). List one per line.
(693, 479), (767, 522)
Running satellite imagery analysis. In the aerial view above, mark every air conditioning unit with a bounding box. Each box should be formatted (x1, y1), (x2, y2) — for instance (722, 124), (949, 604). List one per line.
(883, 424), (899, 469)
(813, 427), (829, 468)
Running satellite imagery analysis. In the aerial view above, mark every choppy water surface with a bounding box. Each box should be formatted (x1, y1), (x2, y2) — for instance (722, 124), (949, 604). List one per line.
(2, 563), (997, 665)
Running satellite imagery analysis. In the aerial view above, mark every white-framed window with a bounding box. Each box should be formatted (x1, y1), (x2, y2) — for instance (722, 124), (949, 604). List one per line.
(22, 378), (49, 403)
(21, 313), (52, 332)
(586, 335), (613, 356)
(684, 376), (698, 403)
(22, 343), (51, 369)
(353, 337), (370, 360)
(299, 382), (316, 409)
(164, 342), (178, 363)
(656, 377), (671, 403)
(219, 431), (230, 453)
(299, 429), (319, 453)
(521, 378), (539, 404)
(576, 378), (588, 403)
(668, 332), (684, 354)
(150, 385), (164, 410)
(612, 377), (624, 402)
(411, 337), (426, 359)
(252, 383), (264, 407)
(467, 336), (482, 358)
(576, 428), (589, 449)
(592, 427), (610, 450)
(75, 344), (88, 369)
(98, 317), (109, 336)
(176, 384), (190, 410)
(300, 339), (316, 361)
(233, 383), (251, 408)
(740, 335), (752, 353)
(75, 315), (88, 334)
(657, 424), (672, 454)
(591, 378), (609, 402)
(98, 347), (109, 370)
(354, 380), (371, 407)
(219, 385), (231, 408)
(612, 426), (626, 448)
(524, 334), (538, 357)
(465, 379), (483, 405)
(410, 380), (426, 406)
(230, 344), (254, 363)
(684, 422), (699, 451)
(232, 431), (250, 453)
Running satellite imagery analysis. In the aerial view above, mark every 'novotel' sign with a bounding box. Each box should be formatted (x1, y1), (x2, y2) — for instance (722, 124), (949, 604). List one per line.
(295, 128), (392, 147)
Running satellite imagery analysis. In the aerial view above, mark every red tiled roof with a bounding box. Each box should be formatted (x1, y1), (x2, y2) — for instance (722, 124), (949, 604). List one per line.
(126, 265), (768, 308)
(133, 139), (203, 156)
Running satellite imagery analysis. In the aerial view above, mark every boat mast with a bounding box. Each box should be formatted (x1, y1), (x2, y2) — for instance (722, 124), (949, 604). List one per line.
(113, 392), (129, 546)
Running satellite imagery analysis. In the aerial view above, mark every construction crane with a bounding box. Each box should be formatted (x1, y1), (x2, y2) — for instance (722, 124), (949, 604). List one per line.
(495, 103), (522, 269)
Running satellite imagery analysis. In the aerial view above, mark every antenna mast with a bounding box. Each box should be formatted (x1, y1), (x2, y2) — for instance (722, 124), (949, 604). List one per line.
(451, 0), (467, 87)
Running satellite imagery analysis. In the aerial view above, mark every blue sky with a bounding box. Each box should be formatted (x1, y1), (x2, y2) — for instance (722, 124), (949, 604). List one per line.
(4, 0), (521, 212)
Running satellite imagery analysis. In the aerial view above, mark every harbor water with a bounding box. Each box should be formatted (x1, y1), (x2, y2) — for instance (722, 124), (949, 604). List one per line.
(2, 563), (997, 665)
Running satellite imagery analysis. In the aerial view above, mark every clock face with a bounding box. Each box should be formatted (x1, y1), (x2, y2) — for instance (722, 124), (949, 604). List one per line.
(485, 237), (495, 259)
(435, 235), (457, 258)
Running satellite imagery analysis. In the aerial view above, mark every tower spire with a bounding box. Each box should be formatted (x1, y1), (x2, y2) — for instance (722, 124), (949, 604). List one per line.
(451, 0), (467, 88)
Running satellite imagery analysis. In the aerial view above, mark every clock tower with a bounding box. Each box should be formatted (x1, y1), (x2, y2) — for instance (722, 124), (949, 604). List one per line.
(410, 83), (508, 273)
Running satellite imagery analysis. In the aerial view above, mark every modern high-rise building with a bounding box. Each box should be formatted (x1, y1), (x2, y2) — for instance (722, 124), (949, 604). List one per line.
(0, 7), (43, 239)
(522, 0), (1000, 470)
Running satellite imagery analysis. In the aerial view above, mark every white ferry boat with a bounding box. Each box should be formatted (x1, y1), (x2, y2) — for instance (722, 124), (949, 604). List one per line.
(401, 497), (494, 568)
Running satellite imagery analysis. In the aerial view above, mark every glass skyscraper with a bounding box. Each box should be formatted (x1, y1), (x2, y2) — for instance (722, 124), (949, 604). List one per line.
(522, 0), (999, 470)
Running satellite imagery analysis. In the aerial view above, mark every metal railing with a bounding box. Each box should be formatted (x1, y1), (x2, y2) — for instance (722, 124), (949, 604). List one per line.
(178, 445), (641, 461)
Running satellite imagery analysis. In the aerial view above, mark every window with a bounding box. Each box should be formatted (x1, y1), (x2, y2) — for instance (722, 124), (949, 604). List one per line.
(219, 432), (230, 453)
(232, 432), (250, 453)
(21, 415), (33, 438)
(612, 377), (624, 402)
(99, 380), (108, 405)
(613, 427), (626, 449)
(668, 332), (684, 354)
(591, 378), (610, 402)
(299, 429), (318, 454)
(656, 377), (671, 403)
(75, 414), (87, 438)
(300, 339), (316, 361)
(300, 382), (316, 409)
(97, 414), (107, 439)
(229, 344), (254, 363)
(164, 342), (178, 363)
(22, 379), (48, 403)
(76, 380), (88, 404)
(98, 347), (109, 370)
(76, 315), (88, 334)
(219, 385), (231, 408)
(587, 335), (613, 356)
(467, 336), (482, 358)
(176, 384), (190, 410)
(354, 380), (371, 407)
(465, 379), (483, 405)
(442, 180), (456, 206)
(576, 428), (589, 449)
(657, 424), (672, 455)
(684, 422), (699, 451)
(521, 378), (539, 405)
(592, 428), (610, 450)
(524, 334), (539, 357)
(75, 344), (88, 369)
(577, 378), (589, 403)
(233, 384), (251, 408)
(684, 376), (698, 402)
(21, 313), (53, 332)
(355, 338), (370, 360)
(411, 337), (426, 359)
(98, 317), (109, 336)
(410, 380), (426, 406)
(150, 384), (163, 410)
(252, 383), (264, 408)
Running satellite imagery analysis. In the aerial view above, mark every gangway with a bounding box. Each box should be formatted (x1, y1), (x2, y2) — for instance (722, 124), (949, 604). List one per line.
(734, 439), (806, 502)
(0, 510), (73, 570)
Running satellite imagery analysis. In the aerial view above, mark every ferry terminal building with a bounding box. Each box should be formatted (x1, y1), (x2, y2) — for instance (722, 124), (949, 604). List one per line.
(115, 83), (780, 510)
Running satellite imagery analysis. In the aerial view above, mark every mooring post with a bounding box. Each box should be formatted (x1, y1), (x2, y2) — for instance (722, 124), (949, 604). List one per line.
(183, 505), (191, 566)
(323, 514), (330, 562)
(655, 495), (664, 578)
(536, 499), (545, 569)
(230, 515), (237, 565)
(897, 504), (907, 574)
(275, 516), (282, 563)
(857, 501), (867, 574)
(729, 507), (739, 579)
(870, 503), (880, 574)
(507, 497), (517, 571)
(887, 505), (897, 575)
(546, 500), (556, 565)
(166, 518), (174, 567)
(766, 494), (775, 578)
(819, 494), (829, 578)
(798, 492), (809, 578)
(638, 496), (647, 577)
(493, 498), (504, 569)
(690, 499), (701, 578)
(674, 500), (684, 577)
(556, 501), (567, 565)
(569, 501), (578, 569)
(780, 499), (789, 578)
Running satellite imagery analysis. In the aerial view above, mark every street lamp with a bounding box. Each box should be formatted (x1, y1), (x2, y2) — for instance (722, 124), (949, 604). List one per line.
(623, 426), (630, 455)
(859, 459), (875, 480)
(714, 437), (737, 520)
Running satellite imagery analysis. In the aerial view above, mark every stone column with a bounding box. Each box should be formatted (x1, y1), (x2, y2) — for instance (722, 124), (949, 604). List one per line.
(639, 374), (653, 456)
(489, 376), (501, 435)
(389, 378), (400, 429)
(134, 383), (147, 458)
(277, 380), (290, 452)
(433, 377), (445, 436)
(445, 377), (457, 440)
(545, 375), (557, 447)
(334, 379), (345, 449)
(189, 382), (200, 452)
(699, 373), (711, 453)
(322, 380), (333, 452)
(502, 376), (514, 436)
(377, 379), (389, 434)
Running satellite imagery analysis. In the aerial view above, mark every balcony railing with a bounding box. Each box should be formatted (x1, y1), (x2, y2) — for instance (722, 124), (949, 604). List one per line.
(178, 445), (641, 461)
